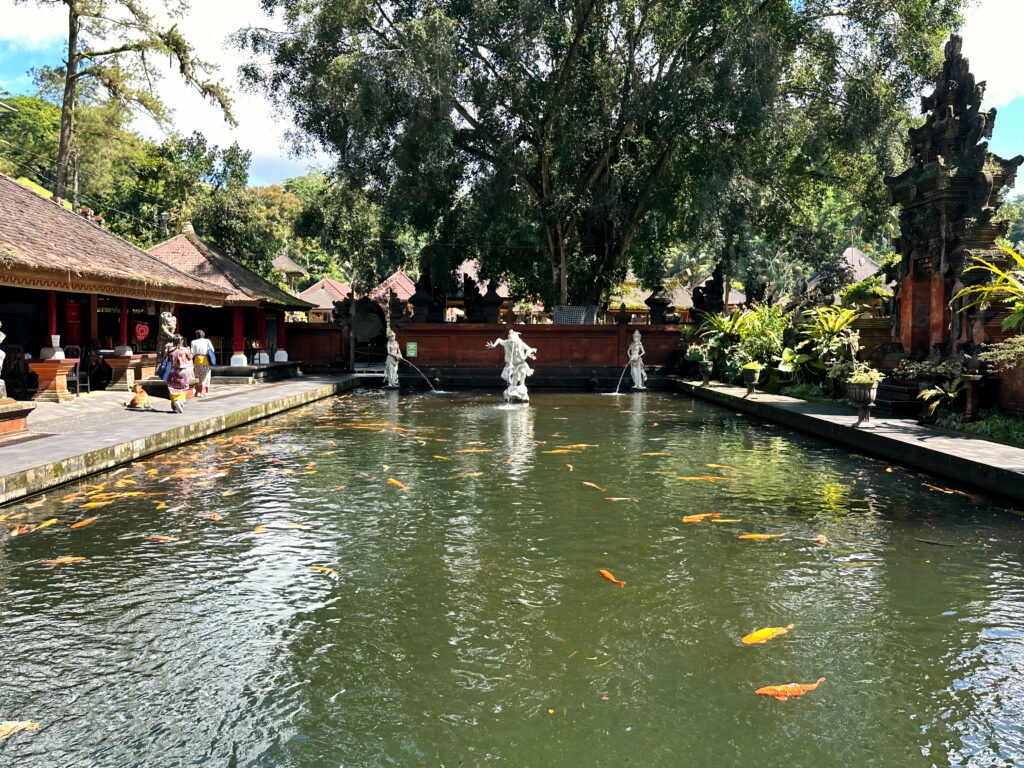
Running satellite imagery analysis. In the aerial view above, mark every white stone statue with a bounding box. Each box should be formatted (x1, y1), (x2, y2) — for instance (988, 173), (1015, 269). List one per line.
(627, 330), (647, 390)
(487, 329), (536, 402)
(384, 328), (402, 388)
(0, 321), (7, 400)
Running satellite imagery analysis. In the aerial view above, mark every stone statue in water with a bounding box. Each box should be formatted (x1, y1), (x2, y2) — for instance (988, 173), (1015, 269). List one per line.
(384, 328), (402, 388)
(487, 329), (536, 402)
(627, 330), (647, 390)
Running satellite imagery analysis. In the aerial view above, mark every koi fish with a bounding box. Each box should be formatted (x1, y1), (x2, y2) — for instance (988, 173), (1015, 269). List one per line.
(456, 449), (493, 454)
(755, 677), (825, 700)
(61, 492), (83, 502)
(24, 498), (46, 509)
(677, 476), (735, 483)
(465, 472), (483, 478)
(309, 565), (338, 577)
(34, 518), (58, 531)
(566, 464), (573, 472)
(599, 569), (625, 586)
(81, 501), (113, 509)
(284, 521), (306, 529)
(742, 624), (795, 645)
(432, 455), (451, 461)
(582, 482), (607, 492)
(542, 449), (575, 454)
(815, 534), (829, 545)
(69, 516), (99, 529)
(739, 532), (790, 541)
(206, 512), (224, 522)
(154, 502), (167, 510)
(332, 485), (347, 491)
(145, 535), (178, 543)
(41, 556), (86, 566)
(711, 518), (742, 523)
(0, 721), (39, 740)
(253, 525), (268, 534)
(706, 463), (738, 471)
(681, 513), (721, 523)
(642, 452), (671, 457)
(605, 497), (633, 502)
(11, 525), (32, 536)
(387, 478), (408, 491)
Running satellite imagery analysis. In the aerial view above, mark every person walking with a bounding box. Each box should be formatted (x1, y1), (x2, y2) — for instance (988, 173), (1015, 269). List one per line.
(190, 330), (217, 397)
(166, 335), (193, 414)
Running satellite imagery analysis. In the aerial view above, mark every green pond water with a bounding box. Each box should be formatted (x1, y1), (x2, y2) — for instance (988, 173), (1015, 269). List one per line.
(2, 390), (1024, 767)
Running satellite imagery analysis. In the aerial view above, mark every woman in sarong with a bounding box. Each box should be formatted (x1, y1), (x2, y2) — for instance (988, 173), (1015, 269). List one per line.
(167, 335), (194, 413)
(190, 329), (217, 397)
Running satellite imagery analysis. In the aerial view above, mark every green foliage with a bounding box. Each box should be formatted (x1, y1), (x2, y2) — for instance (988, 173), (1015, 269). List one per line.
(935, 410), (1024, 449)
(952, 247), (1024, 331)
(776, 344), (812, 376)
(839, 275), (893, 307)
(0, 93), (60, 180)
(977, 336), (1024, 371)
(848, 362), (885, 385)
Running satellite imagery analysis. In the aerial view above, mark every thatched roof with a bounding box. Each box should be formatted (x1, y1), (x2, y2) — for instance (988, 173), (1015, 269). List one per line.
(0, 174), (227, 305)
(150, 232), (313, 310)
(272, 252), (307, 277)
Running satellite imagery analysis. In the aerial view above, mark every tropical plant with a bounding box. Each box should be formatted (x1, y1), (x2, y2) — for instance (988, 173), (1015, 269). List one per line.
(918, 379), (964, 418)
(801, 306), (860, 368)
(839, 275), (893, 307)
(951, 247), (1024, 331)
(848, 362), (885, 385)
(776, 343), (812, 377)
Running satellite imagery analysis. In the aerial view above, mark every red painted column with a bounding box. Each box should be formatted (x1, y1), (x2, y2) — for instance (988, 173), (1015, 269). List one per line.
(277, 312), (287, 349)
(119, 298), (128, 346)
(48, 290), (57, 336)
(232, 307), (244, 354)
(256, 308), (267, 348)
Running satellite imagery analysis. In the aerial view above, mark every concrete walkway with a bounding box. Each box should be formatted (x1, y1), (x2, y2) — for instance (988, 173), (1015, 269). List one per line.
(674, 378), (1024, 506)
(0, 375), (360, 505)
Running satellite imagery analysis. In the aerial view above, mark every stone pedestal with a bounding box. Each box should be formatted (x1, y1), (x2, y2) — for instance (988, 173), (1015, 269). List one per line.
(136, 354), (158, 380)
(104, 355), (138, 392)
(0, 398), (35, 438)
(230, 353), (248, 367)
(27, 358), (77, 403)
(274, 349), (289, 362)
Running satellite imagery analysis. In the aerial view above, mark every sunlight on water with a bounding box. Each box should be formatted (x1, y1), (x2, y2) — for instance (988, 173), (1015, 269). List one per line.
(1, 391), (1022, 767)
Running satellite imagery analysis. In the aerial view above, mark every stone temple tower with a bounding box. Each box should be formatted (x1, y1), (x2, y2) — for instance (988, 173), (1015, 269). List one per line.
(885, 35), (1023, 357)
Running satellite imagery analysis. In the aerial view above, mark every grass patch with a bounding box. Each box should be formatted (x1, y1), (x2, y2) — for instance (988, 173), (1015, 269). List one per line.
(934, 411), (1024, 448)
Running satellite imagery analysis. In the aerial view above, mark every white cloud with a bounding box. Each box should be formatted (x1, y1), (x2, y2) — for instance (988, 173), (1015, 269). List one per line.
(960, 0), (1024, 108)
(0, 2), (65, 50)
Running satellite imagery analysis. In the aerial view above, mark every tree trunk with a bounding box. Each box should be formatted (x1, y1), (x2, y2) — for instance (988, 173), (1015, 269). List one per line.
(559, 240), (568, 305)
(55, 5), (80, 200)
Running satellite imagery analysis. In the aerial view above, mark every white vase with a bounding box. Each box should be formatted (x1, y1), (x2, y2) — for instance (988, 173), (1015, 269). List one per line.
(50, 334), (61, 348)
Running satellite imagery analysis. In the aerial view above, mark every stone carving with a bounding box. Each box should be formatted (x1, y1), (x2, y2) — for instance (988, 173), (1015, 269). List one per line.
(481, 280), (503, 324)
(627, 330), (647, 390)
(156, 311), (177, 365)
(410, 275), (433, 323)
(645, 285), (671, 325)
(384, 328), (402, 388)
(0, 321), (6, 400)
(884, 34), (1024, 355)
(487, 329), (536, 403)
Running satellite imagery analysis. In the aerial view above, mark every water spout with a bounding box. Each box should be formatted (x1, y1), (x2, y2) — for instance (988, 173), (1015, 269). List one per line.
(399, 357), (437, 392)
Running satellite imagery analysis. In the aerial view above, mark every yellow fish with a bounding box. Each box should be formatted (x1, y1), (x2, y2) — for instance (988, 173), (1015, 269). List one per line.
(253, 525), (268, 534)
(387, 478), (408, 491)
(154, 502), (167, 510)
(41, 556), (86, 566)
(706, 463), (738, 471)
(456, 449), (493, 454)
(146, 535), (179, 543)
(742, 624), (795, 645)
(562, 444), (598, 449)
(69, 516), (99, 529)
(739, 532), (790, 541)
(309, 565), (339, 577)
(81, 501), (113, 509)
(0, 721), (39, 740)
(34, 518), (58, 531)
(681, 513), (720, 523)
(566, 464), (574, 472)
(284, 521), (306, 529)
(677, 476), (735, 483)
(432, 455), (451, 461)
(642, 452), (671, 457)
(542, 449), (575, 454)
(24, 498), (46, 509)
(465, 472), (483, 478)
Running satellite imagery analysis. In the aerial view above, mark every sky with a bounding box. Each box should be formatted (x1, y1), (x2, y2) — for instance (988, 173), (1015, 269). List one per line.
(0, 0), (1022, 189)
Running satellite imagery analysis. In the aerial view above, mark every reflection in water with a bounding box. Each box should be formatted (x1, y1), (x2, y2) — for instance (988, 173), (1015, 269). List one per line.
(1, 391), (1022, 767)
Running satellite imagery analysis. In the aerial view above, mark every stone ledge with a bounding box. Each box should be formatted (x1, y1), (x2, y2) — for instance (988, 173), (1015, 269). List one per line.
(0, 377), (361, 505)
(673, 378), (1024, 506)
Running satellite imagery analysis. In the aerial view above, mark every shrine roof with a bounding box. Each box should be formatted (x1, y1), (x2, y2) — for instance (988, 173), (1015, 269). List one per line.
(271, 252), (308, 277)
(299, 277), (352, 309)
(368, 269), (416, 302)
(0, 174), (228, 306)
(149, 231), (313, 310)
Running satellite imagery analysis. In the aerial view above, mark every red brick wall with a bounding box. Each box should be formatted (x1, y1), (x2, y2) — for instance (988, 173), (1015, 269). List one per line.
(287, 323), (347, 367)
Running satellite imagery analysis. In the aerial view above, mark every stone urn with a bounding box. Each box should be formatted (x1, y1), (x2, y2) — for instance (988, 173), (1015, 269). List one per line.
(699, 361), (712, 387)
(848, 382), (878, 424)
(741, 367), (760, 398)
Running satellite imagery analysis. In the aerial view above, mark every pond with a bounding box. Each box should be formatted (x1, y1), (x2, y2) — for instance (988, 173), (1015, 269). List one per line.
(1, 390), (1023, 767)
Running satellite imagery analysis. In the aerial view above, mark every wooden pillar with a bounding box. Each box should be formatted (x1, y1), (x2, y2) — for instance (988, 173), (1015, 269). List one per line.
(87, 294), (99, 344)
(119, 298), (128, 346)
(48, 290), (57, 336)
(257, 308), (267, 348)
(232, 307), (244, 354)
(277, 312), (287, 349)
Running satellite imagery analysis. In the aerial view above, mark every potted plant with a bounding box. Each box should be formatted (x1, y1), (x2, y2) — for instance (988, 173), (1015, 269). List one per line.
(686, 344), (712, 386)
(847, 362), (885, 424)
(741, 361), (763, 398)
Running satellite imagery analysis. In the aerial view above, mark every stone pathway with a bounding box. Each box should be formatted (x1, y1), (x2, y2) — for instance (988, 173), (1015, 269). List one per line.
(0, 375), (360, 505)
(674, 378), (1024, 507)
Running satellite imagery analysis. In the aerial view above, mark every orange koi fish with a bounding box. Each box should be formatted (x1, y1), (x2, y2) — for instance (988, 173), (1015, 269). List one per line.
(711, 518), (742, 523)
(69, 516), (99, 529)
(681, 513), (721, 523)
(566, 464), (574, 472)
(0, 721), (39, 740)
(253, 525), (268, 534)
(677, 475), (735, 483)
(561, 444), (598, 449)
(605, 497), (633, 502)
(387, 478), (408, 491)
(739, 532), (790, 541)
(755, 677), (825, 700)
(206, 512), (224, 522)
(309, 565), (339, 577)
(432, 455), (451, 461)
(542, 449), (575, 454)
(456, 449), (493, 454)
(582, 482), (607, 492)
(80, 501), (113, 509)
(599, 569), (625, 586)
(742, 624), (795, 645)
(706, 463), (738, 471)
(145, 535), (179, 543)
(41, 556), (86, 566)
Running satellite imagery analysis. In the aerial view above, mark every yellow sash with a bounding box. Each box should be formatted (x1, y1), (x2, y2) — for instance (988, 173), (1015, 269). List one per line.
(194, 355), (209, 365)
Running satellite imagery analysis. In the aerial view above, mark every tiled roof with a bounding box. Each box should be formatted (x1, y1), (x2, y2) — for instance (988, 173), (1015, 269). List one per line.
(272, 252), (307, 276)
(299, 277), (352, 309)
(454, 260), (510, 298)
(0, 174), (227, 305)
(149, 232), (313, 309)
(368, 269), (416, 302)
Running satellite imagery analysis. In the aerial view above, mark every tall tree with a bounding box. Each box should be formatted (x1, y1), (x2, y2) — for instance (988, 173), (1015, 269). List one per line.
(242, 0), (966, 305)
(15, 0), (234, 199)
